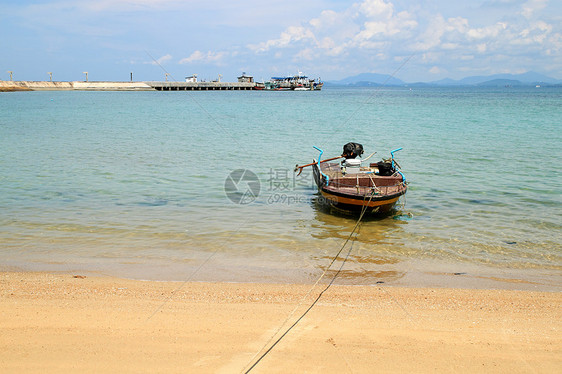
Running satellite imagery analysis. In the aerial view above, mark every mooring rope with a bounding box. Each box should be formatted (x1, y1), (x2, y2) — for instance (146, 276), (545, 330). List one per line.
(242, 194), (374, 373)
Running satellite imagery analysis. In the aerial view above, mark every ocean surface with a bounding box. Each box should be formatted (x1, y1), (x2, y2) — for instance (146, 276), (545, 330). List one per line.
(1, 86), (561, 290)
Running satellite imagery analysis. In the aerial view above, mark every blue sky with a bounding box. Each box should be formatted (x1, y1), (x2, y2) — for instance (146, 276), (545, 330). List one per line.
(1, 0), (561, 82)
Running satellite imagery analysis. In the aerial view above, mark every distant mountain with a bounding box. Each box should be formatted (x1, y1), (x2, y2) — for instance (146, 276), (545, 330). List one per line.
(327, 71), (561, 87)
(328, 73), (405, 86)
(476, 79), (525, 87)
(430, 71), (561, 86)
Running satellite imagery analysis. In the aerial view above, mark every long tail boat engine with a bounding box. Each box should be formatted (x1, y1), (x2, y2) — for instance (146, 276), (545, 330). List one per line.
(341, 142), (364, 174)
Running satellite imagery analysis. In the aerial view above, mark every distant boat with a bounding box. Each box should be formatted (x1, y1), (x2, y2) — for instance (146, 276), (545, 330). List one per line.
(267, 73), (323, 90)
(307, 143), (407, 215)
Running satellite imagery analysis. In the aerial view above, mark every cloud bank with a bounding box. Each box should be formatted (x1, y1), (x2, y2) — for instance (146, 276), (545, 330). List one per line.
(242, 0), (561, 79)
(3, 0), (561, 81)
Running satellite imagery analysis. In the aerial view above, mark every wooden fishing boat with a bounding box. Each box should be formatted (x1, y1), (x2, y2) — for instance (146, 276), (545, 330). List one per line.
(309, 144), (407, 215)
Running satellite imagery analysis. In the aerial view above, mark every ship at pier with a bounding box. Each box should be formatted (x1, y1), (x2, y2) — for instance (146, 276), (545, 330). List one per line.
(255, 73), (323, 91)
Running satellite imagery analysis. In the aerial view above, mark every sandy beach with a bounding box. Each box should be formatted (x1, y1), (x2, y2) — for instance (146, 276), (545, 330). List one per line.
(0, 271), (560, 373)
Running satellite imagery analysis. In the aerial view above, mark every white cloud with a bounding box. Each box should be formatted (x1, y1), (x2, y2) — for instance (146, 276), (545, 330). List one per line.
(179, 50), (227, 64)
(310, 10), (338, 29)
(518, 20), (552, 44)
(252, 0), (418, 58)
(467, 22), (507, 40)
(359, 0), (394, 19)
(241, 0), (561, 79)
(429, 66), (443, 74)
(248, 26), (316, 53)
(316, 37), (347, 56)
(411, 15), (447, 51)
(546, 32), (562, 55)
(442, 43), (459, 50)
(294, 48), (315, 61)
(7, 0), (562, 81)
(446, 17), (470, 34)
(309, 9), (359, 41)
(521, 0), (548, 18)
(420, 52), (441, 63)
(353, 2), (417, 41)
(151, 54), (172, 65)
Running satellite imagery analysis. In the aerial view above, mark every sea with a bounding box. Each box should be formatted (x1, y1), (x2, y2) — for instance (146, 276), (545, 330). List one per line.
(1, 86), (561, 290)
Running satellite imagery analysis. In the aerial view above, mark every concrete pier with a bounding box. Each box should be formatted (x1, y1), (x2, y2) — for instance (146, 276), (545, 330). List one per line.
(0, 80), (258, 91)
(149, 81), (256, 91)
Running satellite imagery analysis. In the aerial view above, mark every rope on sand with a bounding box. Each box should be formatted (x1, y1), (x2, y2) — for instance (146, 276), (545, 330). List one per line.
(242, 193), (375, 373)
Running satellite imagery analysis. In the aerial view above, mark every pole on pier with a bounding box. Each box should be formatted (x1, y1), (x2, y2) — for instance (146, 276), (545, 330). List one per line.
(130, 72), (133, 82)
(83, 71), (88, 82)
(7, 71), (13, 81)
(48, 72), (52, 82)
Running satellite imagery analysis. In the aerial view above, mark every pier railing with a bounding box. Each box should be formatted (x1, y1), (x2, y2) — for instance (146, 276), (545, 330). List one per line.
(147, 82), (256, 91)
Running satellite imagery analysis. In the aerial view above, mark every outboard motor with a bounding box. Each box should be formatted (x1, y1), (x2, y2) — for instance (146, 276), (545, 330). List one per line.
(341, 142), (364, 174)
(374, 161), (394, 176)
(341, 142), (364, 159)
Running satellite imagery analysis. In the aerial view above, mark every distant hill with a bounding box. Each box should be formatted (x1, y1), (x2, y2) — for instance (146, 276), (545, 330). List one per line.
(326, 71), (561, 87)
(432, 72), (561, 86)
(327, 73), (405, 86)
(476, 79), (524, 87)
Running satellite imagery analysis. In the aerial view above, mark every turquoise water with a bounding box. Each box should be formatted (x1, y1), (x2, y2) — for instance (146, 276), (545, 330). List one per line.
(1, 87), (561, 288)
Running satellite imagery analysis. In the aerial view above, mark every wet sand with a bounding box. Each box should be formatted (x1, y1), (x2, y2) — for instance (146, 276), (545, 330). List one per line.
(1, 271), (560, 373)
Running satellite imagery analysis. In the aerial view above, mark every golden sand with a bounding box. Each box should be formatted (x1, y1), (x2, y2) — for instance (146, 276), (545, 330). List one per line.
(1, 272), (560, 373)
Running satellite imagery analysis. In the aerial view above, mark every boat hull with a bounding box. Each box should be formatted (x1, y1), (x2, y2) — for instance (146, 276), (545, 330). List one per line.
(313, 161), (406, 215)
(319, 189), (402, 213)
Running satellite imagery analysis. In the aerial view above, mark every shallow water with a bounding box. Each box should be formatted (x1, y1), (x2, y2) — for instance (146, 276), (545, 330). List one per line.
(1, 87), (561, 289)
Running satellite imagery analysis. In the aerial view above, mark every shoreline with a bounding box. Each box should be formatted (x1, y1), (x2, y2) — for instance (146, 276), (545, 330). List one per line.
(3, 256), (560, 293)
(1, 271), (560, 373)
